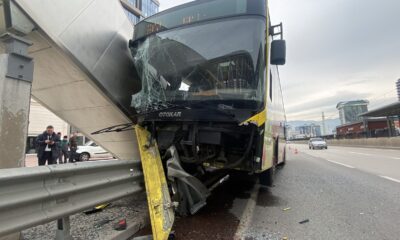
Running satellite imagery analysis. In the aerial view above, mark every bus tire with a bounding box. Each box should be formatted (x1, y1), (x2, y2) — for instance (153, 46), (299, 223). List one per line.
(259, 167), (274, 187)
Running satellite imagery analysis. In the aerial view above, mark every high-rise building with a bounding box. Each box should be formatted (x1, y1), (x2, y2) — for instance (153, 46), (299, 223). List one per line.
(336, 100), (369, 125)
(120, 0), (159, 25)
(321, 112), (326, 136)
(295, 124), (321, 138)
(396, 79), (400, 101)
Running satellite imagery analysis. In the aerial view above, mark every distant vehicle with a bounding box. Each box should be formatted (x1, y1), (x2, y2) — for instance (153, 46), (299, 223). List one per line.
(76, 141), (113, 161)
(308, 138), (328, 150)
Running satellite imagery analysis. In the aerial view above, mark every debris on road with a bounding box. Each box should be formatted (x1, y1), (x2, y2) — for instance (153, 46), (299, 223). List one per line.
(114, 219), (127, 231)
(133, 235), (153, 240)
(84, 203), (111, 215)
(282, 207), (291, 211)
(282, 237), (288, 240)
(22, 195), (148, 240)
(94, 218), (114, 228)
(299, 219), (310, 224)
(168, 232), (176, 240)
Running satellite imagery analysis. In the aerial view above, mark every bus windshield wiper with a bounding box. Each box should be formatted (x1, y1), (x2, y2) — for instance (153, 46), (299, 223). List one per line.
(91, 101), (190, 135)
(91, 102), (235, 135)
(91, 123), (136, 135)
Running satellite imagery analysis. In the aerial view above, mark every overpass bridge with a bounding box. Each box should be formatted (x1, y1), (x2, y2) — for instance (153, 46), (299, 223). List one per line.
(4, 0), (141, 160)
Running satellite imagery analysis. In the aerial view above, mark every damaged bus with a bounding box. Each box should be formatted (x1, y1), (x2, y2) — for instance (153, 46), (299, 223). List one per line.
(128, 0), (287, 216)
(83, 0), (288, 223)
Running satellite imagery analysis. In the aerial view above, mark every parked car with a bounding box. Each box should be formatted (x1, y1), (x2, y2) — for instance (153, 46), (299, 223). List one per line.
(76, 141), (113, 161)
(308, 138), (328, 150)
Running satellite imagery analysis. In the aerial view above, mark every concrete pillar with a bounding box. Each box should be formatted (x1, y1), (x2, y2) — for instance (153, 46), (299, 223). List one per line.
(363, 117), (370, 138)
(0, 33), (33, 240)
(0, 3), (35, 240)
(0, 33), (33, 169)
(387, 117), (393, 138)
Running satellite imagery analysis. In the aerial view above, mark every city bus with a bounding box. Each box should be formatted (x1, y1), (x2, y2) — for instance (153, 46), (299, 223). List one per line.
(128, 0), (287, 216)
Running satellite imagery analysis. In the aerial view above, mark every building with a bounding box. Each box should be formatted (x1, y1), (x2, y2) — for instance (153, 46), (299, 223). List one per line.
(120, 0), (160, 25)
(27, 100), (92, 154)
(286, 125), (299, 140)
(336, 118), (399, 138)
(336, 100), (369, 125)
(295, 124), (321, 138)
(26, 99), (70, 154)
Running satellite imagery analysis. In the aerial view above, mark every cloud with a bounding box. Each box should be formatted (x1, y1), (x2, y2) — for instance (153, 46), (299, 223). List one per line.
(286, 90), (372, 120)
(270, 0), (400, 120)
(286, 91), (370, 112)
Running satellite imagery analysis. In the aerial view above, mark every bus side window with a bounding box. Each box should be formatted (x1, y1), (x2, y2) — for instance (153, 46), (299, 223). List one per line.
(269, 71), (273, 101)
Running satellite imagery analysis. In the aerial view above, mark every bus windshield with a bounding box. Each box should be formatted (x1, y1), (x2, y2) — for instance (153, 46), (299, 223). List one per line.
(130, 17), (265, 113)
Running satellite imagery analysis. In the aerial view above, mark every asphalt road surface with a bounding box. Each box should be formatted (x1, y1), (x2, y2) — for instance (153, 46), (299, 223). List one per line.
(170, 144), (400, 240)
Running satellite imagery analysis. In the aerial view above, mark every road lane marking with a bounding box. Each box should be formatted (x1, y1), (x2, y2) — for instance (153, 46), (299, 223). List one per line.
(234, 184), (260, 239)
(326, 160), (355, 169)
(348, 151), (372, 156)
(392, 157), (400, 160)
(380, 176), (400, 183)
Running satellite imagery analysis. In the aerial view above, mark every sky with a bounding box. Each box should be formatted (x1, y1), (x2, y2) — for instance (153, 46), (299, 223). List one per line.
(158, 0), (400, 121)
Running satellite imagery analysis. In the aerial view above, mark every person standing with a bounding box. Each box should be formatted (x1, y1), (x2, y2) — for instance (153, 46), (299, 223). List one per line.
(36, 125), (60, 166)
(69, 133), (78, 163)
(57, 132), (63, 164)
(59, 135), (69, 163)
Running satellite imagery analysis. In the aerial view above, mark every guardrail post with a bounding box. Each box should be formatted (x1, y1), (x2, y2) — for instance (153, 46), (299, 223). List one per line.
(55, 217), (72, 240)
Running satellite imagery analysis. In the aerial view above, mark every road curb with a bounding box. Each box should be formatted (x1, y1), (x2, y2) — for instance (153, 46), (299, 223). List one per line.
(110, 222), (141, 240)
(109, 217), (150, 240)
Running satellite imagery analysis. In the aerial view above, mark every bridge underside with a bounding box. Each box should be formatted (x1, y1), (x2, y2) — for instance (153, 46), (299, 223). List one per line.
(10, 0), (141, 159)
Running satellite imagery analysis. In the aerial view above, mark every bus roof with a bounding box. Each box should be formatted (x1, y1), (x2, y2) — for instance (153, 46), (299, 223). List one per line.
(133, 0), (266, 41)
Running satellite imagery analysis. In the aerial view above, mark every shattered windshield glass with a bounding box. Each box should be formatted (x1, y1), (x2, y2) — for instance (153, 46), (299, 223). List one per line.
(130, 17), (265, 113)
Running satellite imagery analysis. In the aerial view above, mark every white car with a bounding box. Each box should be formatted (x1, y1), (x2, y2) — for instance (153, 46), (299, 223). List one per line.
(76, 141), (113, 161)
(308, 138), (328, 150)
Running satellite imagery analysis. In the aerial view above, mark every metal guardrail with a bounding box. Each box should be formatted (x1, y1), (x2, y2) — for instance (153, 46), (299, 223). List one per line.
(0, 160), (144, 237)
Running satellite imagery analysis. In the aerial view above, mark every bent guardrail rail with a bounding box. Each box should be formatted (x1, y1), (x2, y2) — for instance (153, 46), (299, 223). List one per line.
(0, 160), (144, 237)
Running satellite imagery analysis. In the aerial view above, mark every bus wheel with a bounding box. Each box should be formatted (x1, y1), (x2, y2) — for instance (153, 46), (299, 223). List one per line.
(259, 166), (274, 187)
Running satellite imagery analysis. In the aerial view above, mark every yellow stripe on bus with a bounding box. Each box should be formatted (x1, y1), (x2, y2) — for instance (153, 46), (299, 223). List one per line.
(240, 109), (266, 127)
(135, 125), (174, 240)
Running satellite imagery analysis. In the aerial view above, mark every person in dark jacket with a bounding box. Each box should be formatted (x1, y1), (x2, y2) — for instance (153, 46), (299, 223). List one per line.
(36, 125), (60, 165)
(59, 135), (69, 164)
(69, 132), (78, 162)
(57, 132), (62, 164)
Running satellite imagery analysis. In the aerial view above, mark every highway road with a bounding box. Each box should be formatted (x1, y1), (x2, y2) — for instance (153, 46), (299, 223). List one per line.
(170, 144), (400, 240)
(296, 144), (400, 181)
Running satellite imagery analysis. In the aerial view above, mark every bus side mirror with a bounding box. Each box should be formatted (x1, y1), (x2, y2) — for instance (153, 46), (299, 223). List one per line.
(271, 39), (286, 65)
